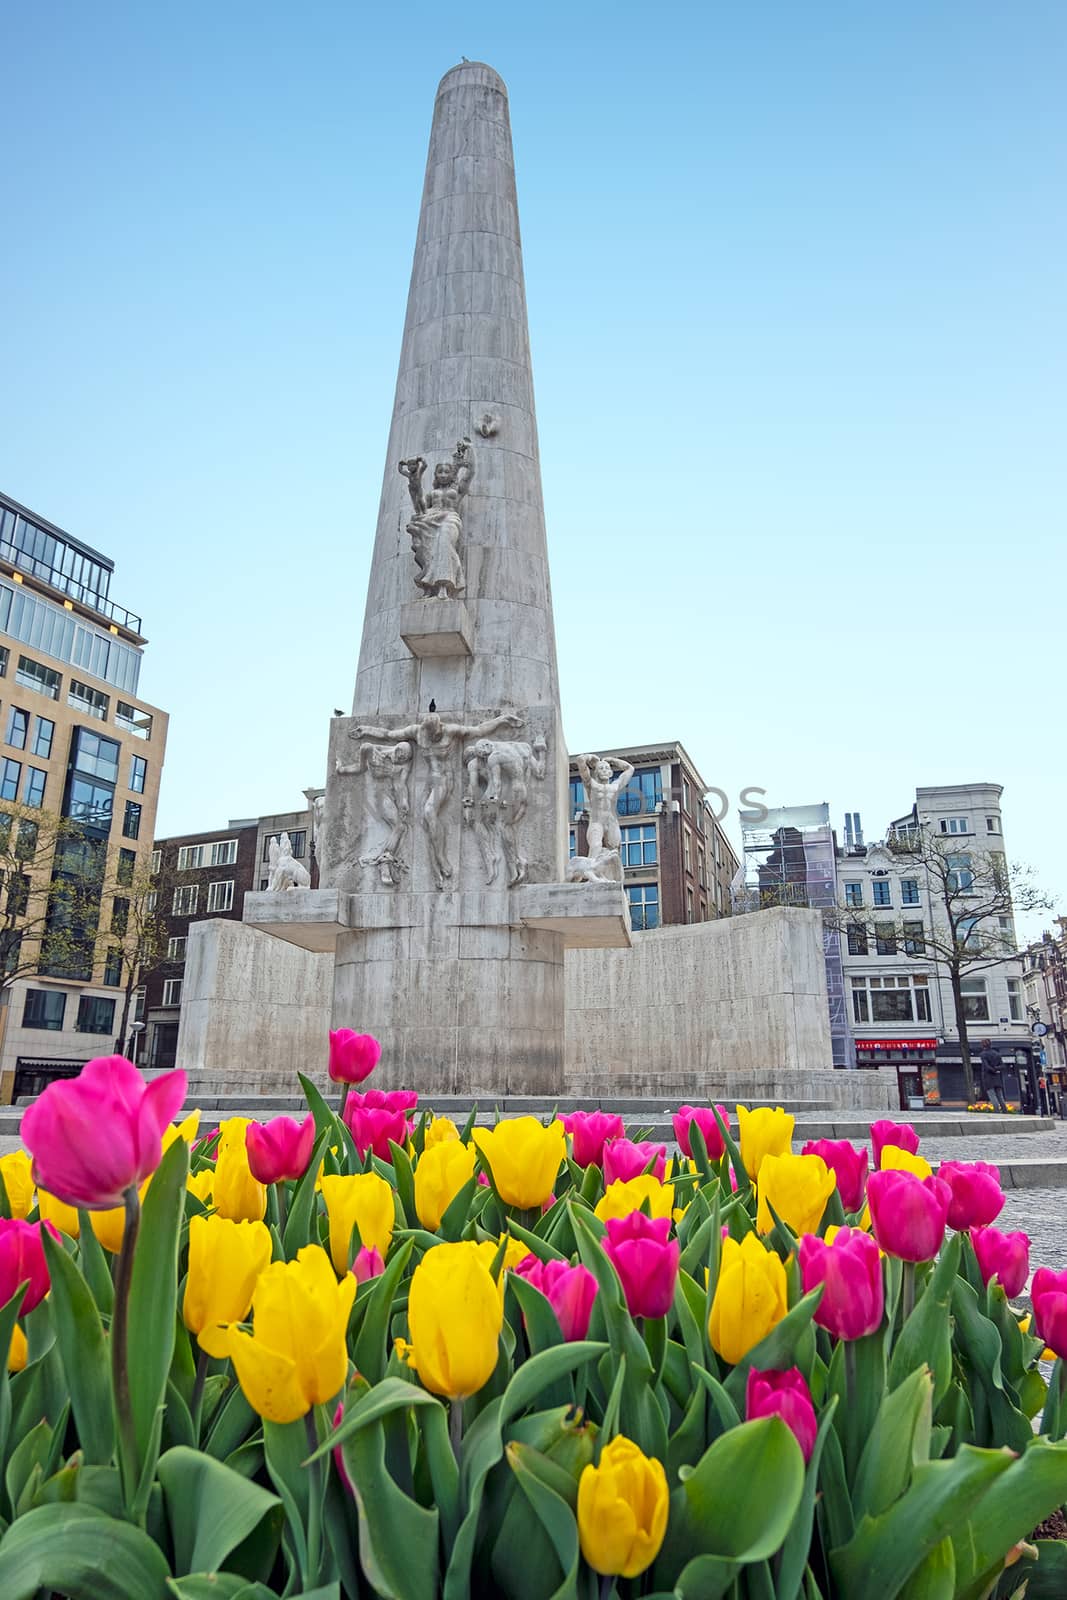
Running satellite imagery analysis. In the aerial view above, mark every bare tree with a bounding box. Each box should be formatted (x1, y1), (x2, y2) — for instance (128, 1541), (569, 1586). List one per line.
(98, 853), (178, 1058)
(831, 830), (1051, 1103)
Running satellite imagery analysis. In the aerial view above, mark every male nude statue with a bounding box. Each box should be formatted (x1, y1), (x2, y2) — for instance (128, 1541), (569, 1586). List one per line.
(464, 734), (547, 887)
(352, 711), (523, 888)
(335, 740), (413, 886)
(576, 753), (636, 856)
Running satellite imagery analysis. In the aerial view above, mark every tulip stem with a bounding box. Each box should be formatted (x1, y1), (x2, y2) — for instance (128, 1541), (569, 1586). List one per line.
(275, 1182), (288, 1246)
(339, 1085), (352, 1127)
(450, 1396), (464, 1469)
(112, 1184), (142, 1516)
(598, 1576), (616, 1600)
(304, 1407), (323, 1586)
(844, 1339), (857, 1402)
(191, 1348), (210, 1437)
(902, 1260), (917, 1324)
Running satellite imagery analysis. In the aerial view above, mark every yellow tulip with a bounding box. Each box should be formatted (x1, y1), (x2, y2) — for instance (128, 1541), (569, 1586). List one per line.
(165, 1110), (202, 1150)
(414, 1140), (477, 1231)
(0, 1151), (34, 1219)
(217, 1116), (251, 1150)
(880, 1146), (933, 1181)
(183, 1214), (273, 1357)
(577, 1435), (669, 1578)
(38, 1188), (79, 1238)
(227, 1245), (355, 1423)
(7, 1324), (26, 1373)
(321, 1173), (395, 1274)
(424, 1116), (460, 1149)
(397, 1241), (502, 1399)
(756, 1152), (837, 1237)
(594, 1175), (675, 1224)
(474, 1234), (531, 1298)
(213, 1137), (267, 1223)
(471, 1118), (565, 1209)
(737, 1106), (794, 1180)
(90, 1205), (127, 1254)
(709, 1233), (788, 1366)
(187, 1169), (214, 1205)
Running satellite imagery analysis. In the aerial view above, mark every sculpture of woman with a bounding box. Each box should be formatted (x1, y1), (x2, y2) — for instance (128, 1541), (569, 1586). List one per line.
(398, 440), (474, 599)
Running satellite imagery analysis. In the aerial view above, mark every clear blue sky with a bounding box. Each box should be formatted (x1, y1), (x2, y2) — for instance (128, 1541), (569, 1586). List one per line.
(2, 1), (1063, 936)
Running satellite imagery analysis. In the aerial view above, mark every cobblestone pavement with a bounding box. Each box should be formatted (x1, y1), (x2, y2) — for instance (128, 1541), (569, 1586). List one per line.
(1000, 1188), (1067, 1276)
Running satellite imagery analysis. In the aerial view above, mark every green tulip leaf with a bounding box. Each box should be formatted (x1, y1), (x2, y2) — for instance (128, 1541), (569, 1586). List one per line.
(673, 1553), (742, 1600)
(128, 1136), (190, 1478)
(352, 1237), (414, 1385)
(505, 1441), (581, 1600)
(283, 1126), (333, 1258)
(775, 1398), (839, 1600)
(204, 1381), (258, 1462)
(157, 1445), (283, 1579)
(387, 1140), (417, 1228)
(887, 1234), (961, 1408)
(508, 1270), (565, 1356)
(166, 1577), (259, 1598)
(896, 1536), (955, 1600)
(722, 1288), (823, 1406)
(341, 1418), (438, 1600)
(852, 1366), (933, 1522)
(997, 1538), (1067, 1600)
(5, 1420), (51, 1520)
(0, 1502), (171, 1599)
(950, 1437), (1067, 1600)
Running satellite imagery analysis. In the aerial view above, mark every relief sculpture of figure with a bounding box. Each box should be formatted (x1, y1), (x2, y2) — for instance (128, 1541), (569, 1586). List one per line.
(267, 831), (312, 893)
(335, 741), (413, 887)
(352, 709), (522, 889)
(464, 735), (547, 888)
(398, 439), (474, 599)
(566, 846), (623, 884)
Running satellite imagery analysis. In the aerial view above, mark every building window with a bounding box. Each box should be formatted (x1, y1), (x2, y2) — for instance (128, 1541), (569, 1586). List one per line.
(872, 879), (891, 906)
(76, 994), (116, 1035)
(259, 878), (269, 891)
(915, 980), (932, 1021)
(172, 885), (198, 916)
(150, 848), (161, 873)
(68, 775), (114, 830)
(618, 769), (663, 816)
(686, 887), (694, 922)
(133, 986), (145, 1021)
(568, 829), (577, 859)
(960, 977), (990, 1022)
(123, 800), (142, 839)
(568, 778), (586, 818)
(69, 679), (109, 720)
(1007, 978), (1023, 1022)
(875, 925), (897, 956)
(683, 831), (692, 873)
(32, 716), (54, 758)
(851, 980), (869, 1023)
(210, 838), (237, 866)
(262, 830), (306, 861)
(986, 816), (1001, 834)
(626, 883), (660, 930)
(0, 646), (7, 676)
(901, 878), (920, 906)
(14, 655), (60, 700)
(72, 728), (120, 783)
(103, 948), (123, 986)
(129, 755), (147, 793)
(0, 758), (21, 802)
(940, 818), (970, 834)
(847, 924), (868, 956)
(947, 855), (974, 893)
(144, 890), (157, 911)
(844, 882), (863, 907)
(5, 707), (28, 749)
(117, 847), (136, 886)
(21, 766), (45, 808)
(871, 983), (913, 1022)
(23, 988), (66, 1030)
(116, 702), (152, 740)
(111, 897), (129, 936)
(162, 978), (183, 1007)
(682, 779), (692, 814)
(167, 935), (187, 962)
(619, 824), (657, 868)
(206, 879), (235, 913)
(958, 917), (980, 951)
(698, 850), (707, 887)
(177, 844), (205, 870)
(903, 920), (925, 956)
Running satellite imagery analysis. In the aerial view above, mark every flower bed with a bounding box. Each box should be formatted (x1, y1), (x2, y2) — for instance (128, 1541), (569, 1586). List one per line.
(0, 1053), (1065, 1599)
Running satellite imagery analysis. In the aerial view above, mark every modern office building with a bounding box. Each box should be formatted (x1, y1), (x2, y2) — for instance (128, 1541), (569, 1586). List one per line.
(0, 489), (168, 1099)
(568, 742), (740, 932)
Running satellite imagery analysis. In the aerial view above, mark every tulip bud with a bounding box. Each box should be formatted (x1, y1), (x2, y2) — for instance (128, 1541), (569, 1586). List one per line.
(800, 1139), (868, 1213)
(245, 1115), (316, 1185)
(1031, 1267), (1067, 1361)
(414, 1139), (477, 1231)
(424, 1116), (460, 1149)
(745, 1367), (818, 1461)
(514, 1255), (598, 1340)
(561, 1109), (624, 1168)
(673, 1104), (729, 1162)
(183, 1214), (273, 1356)
(327, 1029), (381, 1085)
(756, 1152), (836, 1238)
(594, 1174), (675, 1224)
(602, 1137), (666, 1186)
(798, 1227), (884, 1340)
(227, 1245), (356, 1423)
(0, 1218), (59, 1315)
(870, 1119), (920, 1169)
(398, 1241), (502, 1399)
(352, 1245), (385, 1285)
(970, 1226), (1030, 1299)
(321, 1173), (395, 1274)
(472, 1118), (566, 1210)
(937, 1161), (1005, 1231)
(867, 1170), (951, 1262)
(577, 1435), (668, 1578)
(737, 1105), (794, 1180)
(709, 1233), (789, 1365)
(343, 1103), (412, 1163)
(602, 1212), (679, 1319)
(879, 1146), (934, 1181)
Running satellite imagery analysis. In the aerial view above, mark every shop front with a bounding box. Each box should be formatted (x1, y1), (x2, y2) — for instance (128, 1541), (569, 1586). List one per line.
(854, 1038), (939, 1110)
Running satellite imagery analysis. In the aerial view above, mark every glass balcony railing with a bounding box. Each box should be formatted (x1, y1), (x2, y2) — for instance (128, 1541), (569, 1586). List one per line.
(0, 539), (142, 633)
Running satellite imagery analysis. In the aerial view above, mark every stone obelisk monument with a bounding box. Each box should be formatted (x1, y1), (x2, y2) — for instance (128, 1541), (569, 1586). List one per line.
(246, 62), (628, 1093)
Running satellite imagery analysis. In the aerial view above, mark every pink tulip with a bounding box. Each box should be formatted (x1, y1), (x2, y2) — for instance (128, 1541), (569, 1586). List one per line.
(514, 1254), (598, 1340)
(937, 1161), (1004, 1231)
(0, 1218), (60, 1315)
(602, 1212), (679, 1319)
(21, 1056), (187, 1210)
(602, 1137), (666, 1186)
(867, 1170), (951, 1262)
(344, 1103), (411, 1162)
(870, 1119), (920, 1170)
(798, 1227), (884, 1340)
(328, 1030), (381, 1085)
(673, 1105), (729, 1162)
(1032, 1267), (1067, 1361)
(346, 1088), (419, 1114)
(970, 1226), (1030, 1298)
(746, 1368), (817, 1462)
(245, 1114), (316, 1185)
(800, 1139), (869, 1214)
(561, 1110), (625, 1169)
(332, 1399), (352, 1494)
(352, 1245), (385, 1285)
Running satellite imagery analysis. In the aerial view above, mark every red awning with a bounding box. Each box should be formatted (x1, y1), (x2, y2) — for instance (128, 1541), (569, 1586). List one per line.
(855, 1039), (937, 1051)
